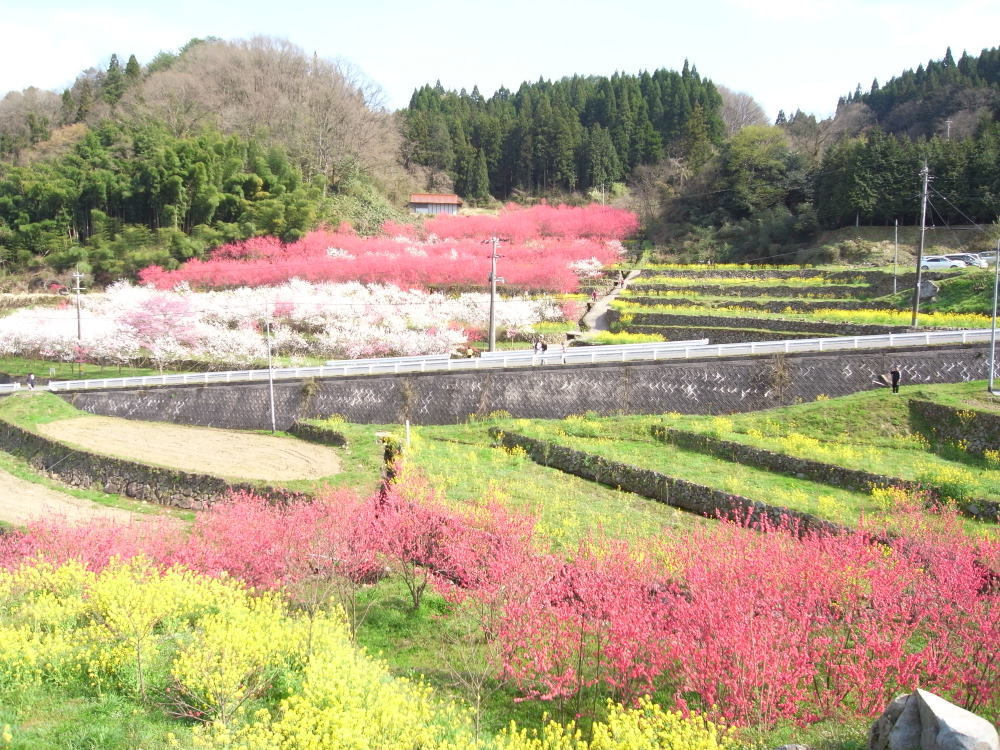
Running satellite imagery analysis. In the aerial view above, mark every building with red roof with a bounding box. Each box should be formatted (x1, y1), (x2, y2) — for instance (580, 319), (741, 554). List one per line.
(408, 193), (463, 215)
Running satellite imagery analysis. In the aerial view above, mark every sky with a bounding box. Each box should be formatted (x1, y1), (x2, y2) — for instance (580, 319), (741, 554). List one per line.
(2, 0), (998, 120)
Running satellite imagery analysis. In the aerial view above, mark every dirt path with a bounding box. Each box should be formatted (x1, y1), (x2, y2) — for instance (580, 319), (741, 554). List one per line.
(581, 269), (643, 335)
(38, 417), (341, 481)
(0, 468), (140, 525)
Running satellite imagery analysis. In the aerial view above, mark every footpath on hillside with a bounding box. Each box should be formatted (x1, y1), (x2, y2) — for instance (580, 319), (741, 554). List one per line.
(0, 467), (140, 526)
(579, 269), (642, 337)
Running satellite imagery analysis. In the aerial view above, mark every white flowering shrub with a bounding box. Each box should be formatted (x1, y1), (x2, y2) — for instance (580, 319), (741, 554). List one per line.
(0, 280), (565, 368)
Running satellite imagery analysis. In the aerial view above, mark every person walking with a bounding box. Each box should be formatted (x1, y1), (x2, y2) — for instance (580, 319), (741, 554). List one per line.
(890, 367), (900, 394)
(560, 341), (567, 364)
(26, 373), (35, 390)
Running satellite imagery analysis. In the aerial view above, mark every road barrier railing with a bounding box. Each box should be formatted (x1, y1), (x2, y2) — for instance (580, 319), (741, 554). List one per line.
(33, 328), (997, 393)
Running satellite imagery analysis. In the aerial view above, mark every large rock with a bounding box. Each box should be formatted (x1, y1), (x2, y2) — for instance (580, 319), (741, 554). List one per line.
(919, 279), (939, 300)
(870, 690), (999, 750)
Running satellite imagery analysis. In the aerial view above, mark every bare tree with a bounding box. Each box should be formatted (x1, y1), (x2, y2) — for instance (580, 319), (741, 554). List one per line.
(125, 37), (409, 196)
(784, 102), (874, 163)
(717, 86), (768, 137)
(0, 87), (63, 160)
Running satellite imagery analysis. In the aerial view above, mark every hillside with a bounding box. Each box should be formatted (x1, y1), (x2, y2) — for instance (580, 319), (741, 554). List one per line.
(2, 41), (999, 281)
(0, 38), (409, 281)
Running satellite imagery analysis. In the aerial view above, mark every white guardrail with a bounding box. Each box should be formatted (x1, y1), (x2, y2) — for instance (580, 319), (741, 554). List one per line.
(0, 328), (992, 395)
(479, 338), (710, 360)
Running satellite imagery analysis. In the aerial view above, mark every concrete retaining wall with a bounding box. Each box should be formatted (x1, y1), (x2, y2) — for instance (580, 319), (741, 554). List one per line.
(652, 427), (999, 522)
(612, 309), (908, 336)
(0, 418), (308, 509)
(492, 429), (843, 534)
(908, 399), (1000, 458)
(626, 284), (873, 299)
(61, 345), (991, 428)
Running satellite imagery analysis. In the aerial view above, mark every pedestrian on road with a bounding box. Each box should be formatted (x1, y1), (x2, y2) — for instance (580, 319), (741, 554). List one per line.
(26, 373), (35, 390)
(591, 290), (598, 302)
(561, 341), (567, 364)
(890, 367), (900, 394)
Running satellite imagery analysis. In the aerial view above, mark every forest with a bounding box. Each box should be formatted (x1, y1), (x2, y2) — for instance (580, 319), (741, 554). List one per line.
(0, 39), (999, 276)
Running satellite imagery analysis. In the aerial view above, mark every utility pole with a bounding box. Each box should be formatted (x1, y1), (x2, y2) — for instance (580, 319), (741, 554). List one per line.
(485, 236), (504, 352)
(909, 163), (931, 327)
(989, 237), (1000, 394)
(893, 219), (899, 295)
(265, 317), (277, 433)
(72, 269), (84, 342)
(72, 269), (85, 376)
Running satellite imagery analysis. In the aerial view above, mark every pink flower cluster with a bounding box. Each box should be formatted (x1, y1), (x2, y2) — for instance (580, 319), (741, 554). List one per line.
(139, 204), (636, 292)
(3, 484), (995, 727)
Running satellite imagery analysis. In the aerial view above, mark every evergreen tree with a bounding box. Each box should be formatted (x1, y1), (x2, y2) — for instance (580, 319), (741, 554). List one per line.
(125, 54), (142, 83)
(683, 105), (714, 171)
(102, 54), (126, 104)
(465, 148), (490, 203)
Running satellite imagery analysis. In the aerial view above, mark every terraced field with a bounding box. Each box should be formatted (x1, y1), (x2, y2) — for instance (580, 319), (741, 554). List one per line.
(611, 266), (979, 342)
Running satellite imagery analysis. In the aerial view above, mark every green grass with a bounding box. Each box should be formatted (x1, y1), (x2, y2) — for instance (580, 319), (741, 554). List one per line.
(0, 391), (90, 429)
(0, 449), (192, 520)
(506, 418), (881, 526)
(630, 274), (869, 288)
(0, 686), (191, 750)
(486, 383), (1000, 531)
(354, 577), (553, 738)
(404, 420), (705, 547)
(0, 356), (167, 382)
(279, 421), (387, 497)
(663, 413), (1000, 503)
(612, 300), (990, 329)
(907, 379), (1000, 414)
(880, 269), (998, 316)
(618, 290), (902, 313)
(582, 331), (666, 345)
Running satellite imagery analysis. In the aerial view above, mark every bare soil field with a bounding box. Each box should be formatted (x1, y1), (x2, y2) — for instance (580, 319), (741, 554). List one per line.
(38, 416), (341, 481)
(0, 468), (139, 525)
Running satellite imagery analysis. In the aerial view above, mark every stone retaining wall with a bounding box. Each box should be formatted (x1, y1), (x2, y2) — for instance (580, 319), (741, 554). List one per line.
(626, 284), (873, 299)
(622, 296), (896, 313)
(631, 269), (918, 285)
(288, 421), (348, 446)
(612, 309), (908, 336)
(651, 427), (999, 522)
(626, 326), (823, 343)
(0, 418), (308, 510)
(908, 399), (1000, 458)
(491, 429), (843, 534)
(61, 345), (991, 427)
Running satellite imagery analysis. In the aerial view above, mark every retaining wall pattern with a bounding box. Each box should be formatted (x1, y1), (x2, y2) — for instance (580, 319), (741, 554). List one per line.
(622, 296), (895, 313)
(627, 326), (823, 343)
(0, 419), (307, 509)
(652, 426), (999, 522)
(908, 399), (1000, 457)
(62, 345), (991, 428)
(614, 310), (908, 336)
(626, 284), (873, 299)
(491, 429), (843, 534)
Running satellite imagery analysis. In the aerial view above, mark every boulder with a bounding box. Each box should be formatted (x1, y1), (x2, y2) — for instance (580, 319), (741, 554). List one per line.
(918, 280), (939, 300)
(869, 690), (999, 750)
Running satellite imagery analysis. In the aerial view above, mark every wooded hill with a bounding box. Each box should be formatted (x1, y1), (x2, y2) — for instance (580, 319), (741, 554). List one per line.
(403, 64), (724, 199)
(0, 38), (411, 281)
(0, 40), (998, 279)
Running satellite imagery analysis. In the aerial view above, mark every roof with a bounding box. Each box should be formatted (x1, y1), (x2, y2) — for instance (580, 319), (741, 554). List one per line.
(408, 193), (463, 205)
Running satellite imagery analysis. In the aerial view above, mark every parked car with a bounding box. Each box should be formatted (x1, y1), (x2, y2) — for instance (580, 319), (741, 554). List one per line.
(978, 250), (998, 265)
(943, 253), (988, 268)
(920, 256), (967, 270)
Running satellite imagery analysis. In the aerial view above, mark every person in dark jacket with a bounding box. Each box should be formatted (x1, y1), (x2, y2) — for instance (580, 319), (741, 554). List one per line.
(890, 368), (900, 393)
